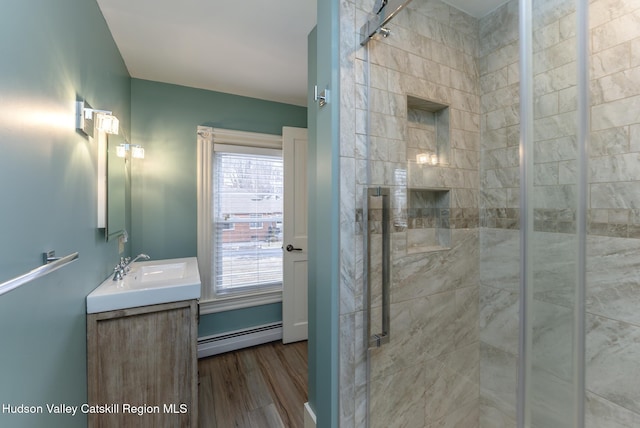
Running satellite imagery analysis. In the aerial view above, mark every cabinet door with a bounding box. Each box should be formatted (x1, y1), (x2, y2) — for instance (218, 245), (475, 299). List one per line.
(87, 300), (197, 428)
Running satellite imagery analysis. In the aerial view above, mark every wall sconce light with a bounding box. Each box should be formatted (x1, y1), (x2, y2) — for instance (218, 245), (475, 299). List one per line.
(416, 152), (438, 165)
(131, 145), (145, 159)
(76, 100), (119, 137)
(116, 143), (145, 159)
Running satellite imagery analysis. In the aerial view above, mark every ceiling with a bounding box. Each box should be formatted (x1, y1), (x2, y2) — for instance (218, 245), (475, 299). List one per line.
(96, 0), (508, 108)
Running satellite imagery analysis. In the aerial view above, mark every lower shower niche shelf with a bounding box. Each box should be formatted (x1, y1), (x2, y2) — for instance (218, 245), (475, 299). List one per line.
(407, 188), (450, 254)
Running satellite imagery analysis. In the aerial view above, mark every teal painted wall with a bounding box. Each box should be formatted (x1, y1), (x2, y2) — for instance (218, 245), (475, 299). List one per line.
(307, 27), (319, 415)
(309, 0), (340, 424)
(0, 1), (131, 427)
(130, 79), (307, 336)
(197, 303), (282, 336)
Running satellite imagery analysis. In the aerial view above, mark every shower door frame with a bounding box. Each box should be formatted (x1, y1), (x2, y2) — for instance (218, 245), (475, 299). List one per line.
(517, 0), (589, 426)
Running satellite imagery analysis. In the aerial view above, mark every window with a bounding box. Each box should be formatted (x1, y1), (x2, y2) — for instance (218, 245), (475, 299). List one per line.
(213, 148), (283, 296)
(249, 213), (263, 230)
(197, 127), (285, 309)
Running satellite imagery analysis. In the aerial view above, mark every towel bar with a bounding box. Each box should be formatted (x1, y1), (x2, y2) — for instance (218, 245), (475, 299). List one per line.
(0, 252), (79, 297)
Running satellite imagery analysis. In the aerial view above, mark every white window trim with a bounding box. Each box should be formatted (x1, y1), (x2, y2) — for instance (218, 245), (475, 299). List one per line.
(198, 289), (283, 315)
(197, 126), (283, 312)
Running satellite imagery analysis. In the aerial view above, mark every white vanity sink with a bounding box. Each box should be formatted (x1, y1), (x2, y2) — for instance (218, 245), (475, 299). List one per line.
(87, 257), (201, 313)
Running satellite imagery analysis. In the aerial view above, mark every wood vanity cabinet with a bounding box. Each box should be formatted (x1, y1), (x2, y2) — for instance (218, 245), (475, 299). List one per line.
(87, 300), (198, 428)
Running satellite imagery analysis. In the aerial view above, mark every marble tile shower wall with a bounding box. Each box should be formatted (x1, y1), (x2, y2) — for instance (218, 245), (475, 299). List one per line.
(480, 0), (640, 239)
(586, 0), (640, 426)
(339, 0), (480, 427)
(479, 0), (640, 427)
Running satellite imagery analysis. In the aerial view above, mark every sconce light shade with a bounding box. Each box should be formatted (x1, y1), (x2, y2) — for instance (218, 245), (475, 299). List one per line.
(131, 145), (145, 159)
(96, 113), (119, 135)
(75, 99), (119, 137)
(116, 144), (127, 158)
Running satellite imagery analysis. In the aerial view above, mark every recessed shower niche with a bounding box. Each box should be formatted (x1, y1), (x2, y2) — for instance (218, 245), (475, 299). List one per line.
(404, 95), (452, 253)
(407, 188), (450, 253)
(406, 95), (450, 166)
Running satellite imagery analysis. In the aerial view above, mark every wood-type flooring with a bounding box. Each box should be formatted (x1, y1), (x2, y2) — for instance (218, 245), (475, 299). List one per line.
(198, 340), (308, 427)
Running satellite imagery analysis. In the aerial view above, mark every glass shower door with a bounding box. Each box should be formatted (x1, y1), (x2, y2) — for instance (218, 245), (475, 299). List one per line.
(357, 1), (482, 427)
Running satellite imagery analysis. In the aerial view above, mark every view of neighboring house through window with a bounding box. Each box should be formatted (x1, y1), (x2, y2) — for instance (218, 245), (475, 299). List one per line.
(213, 147), (283, 296)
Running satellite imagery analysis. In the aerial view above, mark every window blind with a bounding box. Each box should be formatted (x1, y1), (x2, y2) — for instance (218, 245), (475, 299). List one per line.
(213, 150), (283, 295)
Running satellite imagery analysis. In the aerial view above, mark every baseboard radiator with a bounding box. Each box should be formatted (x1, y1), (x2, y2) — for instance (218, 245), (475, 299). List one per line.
(197, 322), (283, 359)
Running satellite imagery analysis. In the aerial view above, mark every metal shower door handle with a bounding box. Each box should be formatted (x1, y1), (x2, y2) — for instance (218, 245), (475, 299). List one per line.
(366, 187), (391, 349)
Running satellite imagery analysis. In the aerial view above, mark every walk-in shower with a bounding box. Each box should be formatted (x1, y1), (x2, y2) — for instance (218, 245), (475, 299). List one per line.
(336, 0), (640, 427)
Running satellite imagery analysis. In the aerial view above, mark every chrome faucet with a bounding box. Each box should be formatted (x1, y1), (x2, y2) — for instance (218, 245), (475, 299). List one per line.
(112, 253), (150, 281)
(124, 253), (150, 272)
(112, 265), (124, 281)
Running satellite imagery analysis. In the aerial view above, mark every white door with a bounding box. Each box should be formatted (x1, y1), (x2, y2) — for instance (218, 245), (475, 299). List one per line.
(282, 126), (308, 343)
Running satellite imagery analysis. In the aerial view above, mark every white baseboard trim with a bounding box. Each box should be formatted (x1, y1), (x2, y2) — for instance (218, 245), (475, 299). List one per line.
(197, 322), (283, 358)
(304, 402), (316, 428)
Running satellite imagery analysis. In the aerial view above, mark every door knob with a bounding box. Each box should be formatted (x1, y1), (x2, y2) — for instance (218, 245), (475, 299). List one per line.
(285, 244), (303, 252)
